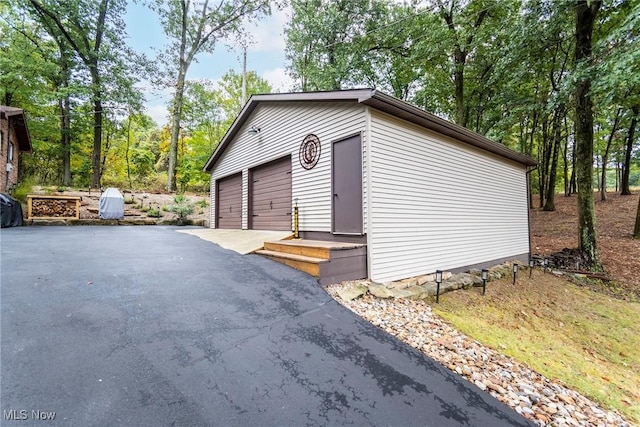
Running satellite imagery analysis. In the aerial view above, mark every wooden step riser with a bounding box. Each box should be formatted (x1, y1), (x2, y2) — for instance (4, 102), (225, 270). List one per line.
(260, 254), (321, 277)
(263, 242), (331, 260)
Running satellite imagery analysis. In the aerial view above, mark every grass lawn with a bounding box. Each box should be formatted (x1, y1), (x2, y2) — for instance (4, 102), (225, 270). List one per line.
(433, 273), (640, 424)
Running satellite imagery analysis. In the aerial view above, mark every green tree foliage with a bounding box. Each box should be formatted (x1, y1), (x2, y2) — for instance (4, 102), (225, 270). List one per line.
(285, 0), (640, 270)
(25, 0), (121, 187)
(150, 0), (271, 192)
(176, 70), (272, 192)
(2, 0), (144, 188)
(286, 0), (380, 91)
(0, 8), (75, 185)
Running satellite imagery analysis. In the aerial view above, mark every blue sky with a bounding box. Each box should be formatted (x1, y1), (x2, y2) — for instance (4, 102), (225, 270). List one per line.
(124, 3), (295, 126)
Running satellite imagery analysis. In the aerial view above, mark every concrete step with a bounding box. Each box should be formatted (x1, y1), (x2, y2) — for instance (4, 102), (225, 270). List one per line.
(254, 249), (328, 277)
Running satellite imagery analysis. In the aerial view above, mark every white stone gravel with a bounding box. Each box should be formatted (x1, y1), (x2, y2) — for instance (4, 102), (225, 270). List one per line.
(326, 281), (635, 427)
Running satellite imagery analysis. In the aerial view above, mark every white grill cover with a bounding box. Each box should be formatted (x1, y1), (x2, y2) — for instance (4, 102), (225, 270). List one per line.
(99, 188), (124, 219)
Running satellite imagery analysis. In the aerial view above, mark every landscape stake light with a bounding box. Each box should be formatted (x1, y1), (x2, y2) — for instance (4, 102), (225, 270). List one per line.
(435, 270), (443, 303)
(481, 269), (488, 295)
(513, 263), (519, 285)
(543, 258), (549, 274)
(529, 258), (534, 279)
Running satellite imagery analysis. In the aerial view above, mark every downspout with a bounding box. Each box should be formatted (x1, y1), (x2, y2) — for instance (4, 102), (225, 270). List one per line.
(4, 115), (10, 192)
(526, 165), (539, 260)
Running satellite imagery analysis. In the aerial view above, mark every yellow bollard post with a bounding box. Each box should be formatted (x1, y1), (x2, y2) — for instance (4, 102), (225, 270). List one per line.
(293, 198), (299, 239)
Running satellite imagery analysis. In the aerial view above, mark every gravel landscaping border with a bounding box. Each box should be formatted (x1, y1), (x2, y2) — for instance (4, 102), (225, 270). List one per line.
(325, 280), (634, 427)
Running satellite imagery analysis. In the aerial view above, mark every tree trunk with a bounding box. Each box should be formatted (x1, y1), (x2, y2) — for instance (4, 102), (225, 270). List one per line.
(574, 0), (602, 271)
(595, 156), (600, 191)
(91, 97), (102, 188)
(544, 108), (564, 211)
(125, 114), (132, 189)
(539, 116), (550, 207)
(454, 47), (467, 127)
(634, 195), (640, 239)
(621, 106), (638, 195)
(600, 108), (622, 201)
(569, 141), (577, 194)
(101, 120), (110, 174)
(168, 67), (186, 192)
(58, 47), (72, 187)
(563, 132), (569, 196)
(529, 113), (537, 208)
(241, 47), (247, 105)
(60, 95), (71, 186)
(167, 0), (189, 192)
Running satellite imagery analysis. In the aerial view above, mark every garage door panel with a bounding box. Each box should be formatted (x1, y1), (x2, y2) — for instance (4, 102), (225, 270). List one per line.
(252, 188), (293, 202)
(253, 200), (291, 215)
(217, 174), (242, 229)
(252, 174), (291, 187)
(252, 168), (287, 180)
(250, 157), (292, 231)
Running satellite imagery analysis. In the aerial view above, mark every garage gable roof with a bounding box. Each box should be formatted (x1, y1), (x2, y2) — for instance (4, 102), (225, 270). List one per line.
(203, 89), (537, 172)
(0, 106), (33, 153)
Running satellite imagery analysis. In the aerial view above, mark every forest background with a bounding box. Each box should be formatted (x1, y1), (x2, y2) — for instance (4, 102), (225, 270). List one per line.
(1, 0), (638, 216)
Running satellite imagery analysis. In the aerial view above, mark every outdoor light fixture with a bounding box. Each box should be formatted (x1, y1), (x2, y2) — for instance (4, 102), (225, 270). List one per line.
(435, 270), (443, 303)
(513, 263), (519, 285)
(481, 269), (488, 295)
(543, 258), (549, 273)
(247, 125), (261, 135)
(482, 268), (489, 295)
(529, 258), (534, 279)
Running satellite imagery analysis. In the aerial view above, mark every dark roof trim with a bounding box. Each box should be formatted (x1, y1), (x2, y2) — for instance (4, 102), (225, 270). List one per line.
(0, 106), (33, 153)
(203, 89), (537, 172)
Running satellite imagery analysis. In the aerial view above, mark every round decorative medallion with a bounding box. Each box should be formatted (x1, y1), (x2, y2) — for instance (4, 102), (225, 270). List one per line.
(299, 134), (321, 170)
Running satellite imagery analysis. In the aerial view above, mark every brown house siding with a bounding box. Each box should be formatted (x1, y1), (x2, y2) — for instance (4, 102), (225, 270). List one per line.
(0, 107), (32, 194)
(1, 118), (20, 193)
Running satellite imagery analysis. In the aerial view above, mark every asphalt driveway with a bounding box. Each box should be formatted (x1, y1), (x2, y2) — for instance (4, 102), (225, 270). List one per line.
(1, 226), (533, 426)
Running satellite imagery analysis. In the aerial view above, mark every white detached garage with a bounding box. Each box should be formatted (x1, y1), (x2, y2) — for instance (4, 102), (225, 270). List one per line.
(203, 89), (537, 284)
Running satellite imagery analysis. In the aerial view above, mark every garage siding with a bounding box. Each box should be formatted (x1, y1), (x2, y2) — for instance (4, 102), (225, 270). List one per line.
(210, 102), (366, 232)
(368, 110), (530, 283)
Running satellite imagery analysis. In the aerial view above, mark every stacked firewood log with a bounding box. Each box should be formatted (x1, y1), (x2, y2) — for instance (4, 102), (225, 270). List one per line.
(32, 199), (76, 217)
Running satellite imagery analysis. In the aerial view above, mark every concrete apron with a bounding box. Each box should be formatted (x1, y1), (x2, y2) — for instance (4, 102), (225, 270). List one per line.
(176, 228), (293, 254)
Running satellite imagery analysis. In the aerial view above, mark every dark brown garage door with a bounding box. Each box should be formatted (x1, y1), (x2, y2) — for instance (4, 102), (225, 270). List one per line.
(250, 156), (292, 231)
(216, 173), (242, 229)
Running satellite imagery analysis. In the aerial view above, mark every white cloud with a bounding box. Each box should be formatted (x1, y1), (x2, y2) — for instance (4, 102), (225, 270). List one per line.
(262, 68), (296, 93)
(146, 104), (170, 127)
(245, 6), (290, 54)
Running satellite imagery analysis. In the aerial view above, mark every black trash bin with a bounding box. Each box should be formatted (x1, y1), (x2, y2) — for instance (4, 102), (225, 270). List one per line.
(1, 193), (24, 227)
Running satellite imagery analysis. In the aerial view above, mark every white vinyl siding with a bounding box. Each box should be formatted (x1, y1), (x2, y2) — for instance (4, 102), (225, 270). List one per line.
(210, 102), (366, 232)
(368, 110), (529, 283)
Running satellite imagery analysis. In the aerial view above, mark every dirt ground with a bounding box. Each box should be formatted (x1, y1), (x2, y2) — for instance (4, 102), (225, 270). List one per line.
(530, 192), (640, 295)
(55, 189), (211, 224)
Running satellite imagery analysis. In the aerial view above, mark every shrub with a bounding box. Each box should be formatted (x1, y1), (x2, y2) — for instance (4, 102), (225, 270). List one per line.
(12, 179), (36, 203)
(167, 194), (194, 225)
(147, 208), (163, 218)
